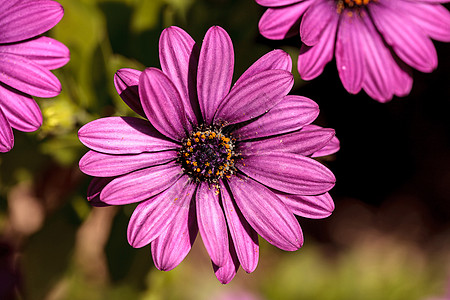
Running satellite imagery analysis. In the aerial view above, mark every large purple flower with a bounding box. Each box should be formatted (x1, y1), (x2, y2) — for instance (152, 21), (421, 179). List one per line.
(78, 26), (339, 283)
(257, 0), (450, 102)
(0, 0), (69, 152)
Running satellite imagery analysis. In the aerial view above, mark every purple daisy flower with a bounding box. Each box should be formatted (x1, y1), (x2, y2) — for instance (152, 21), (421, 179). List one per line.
(0, 0), (69, 152)
(257, 0), (450, 102)
(78, 26), (339, 284)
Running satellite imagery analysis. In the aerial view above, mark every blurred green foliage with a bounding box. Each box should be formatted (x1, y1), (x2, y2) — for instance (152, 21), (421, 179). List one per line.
(0, 0), (448, 300)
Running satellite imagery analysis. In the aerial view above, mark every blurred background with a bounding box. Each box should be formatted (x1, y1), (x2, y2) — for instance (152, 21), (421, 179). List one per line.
(1, 0), (450, 299)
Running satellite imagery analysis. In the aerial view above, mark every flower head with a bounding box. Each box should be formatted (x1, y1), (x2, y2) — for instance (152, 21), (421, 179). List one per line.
(0, 0), (69, 152)
(257, 0), (450, 102)
(78, 26), (338, 283)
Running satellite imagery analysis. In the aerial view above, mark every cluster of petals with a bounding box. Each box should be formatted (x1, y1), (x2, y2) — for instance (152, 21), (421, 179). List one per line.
(257, 0), (450, 102)
(78, 26), (339, 283)
(0, 0), (69, 152)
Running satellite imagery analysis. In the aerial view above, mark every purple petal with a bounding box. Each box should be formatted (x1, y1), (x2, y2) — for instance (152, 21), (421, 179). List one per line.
(151, 202), (197, 271)
(255, 0), (303, 6)
(196, 182), (229, 267)
(220, 180), (259, 273)
(0, 37), (69, 70)
(237, 152), (335, 195)
(298, 13), (338, 80)
(392, 0), (450, 42)
(369, 3), (438, 73)
(227, 175), (303, 251)
(0, 0), (22, 11)
(300, 0), (335, 46)
(212, 241), (240, 284)
(232, 95), (319, 141)
(275, 191), (335, 219)
(336, 12), (364, 94)
(114, 68), (146, 117)
(0, 107), (13, 152)
(79, 150), (177, 177)
(197, 26), (234, 125)
(358, 12), (412, 102)
(214, 70), (293, 125)
(127, 176), (195, 248)
(0, 53), (61, 97)
(87, 177), (112, 207)
(238, 127), (335, 157)
(78, 116), (179, 155)
(160, 26), (200, 124)
(258, 2), (311, 40)
(0, 83), (42, 132)
(235, 49), (292, 86)
(139, 68), (192, 141)
(100, 162), (182, 205)
(0, 0), (63, 44)
(302, 125), (340, 157)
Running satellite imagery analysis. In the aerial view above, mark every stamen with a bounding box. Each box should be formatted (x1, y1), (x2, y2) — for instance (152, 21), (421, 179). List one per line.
(178, 125), (238, 183)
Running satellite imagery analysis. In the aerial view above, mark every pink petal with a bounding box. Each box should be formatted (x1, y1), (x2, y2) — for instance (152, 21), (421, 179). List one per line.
(0, 83), (42, 132)
(336, 11), (365, 94)
(78, 117), (179, 155)
(298, 13), (338, 80)
(0, 106), (13, 152)
(237, 152), (335, 195)
(276, 192), (335, 218)
(139, 68), (192, 141)
(255, 0), (303, 6)
(214, 70), (293, 125)
(160, 26), (200, 124)
(127, 176), (195, 248)
(220, 180), (259, 273)
(0, 36), (69, 70)
(196, 182), (229, 267)
(151, 203), (197, 271)
(79, 150), (177, 177)
(369, 3), (438, 73)
(399, 1), (450, 42)
(358, 12), (413, 102)
(233, 95), (319, 141)
(100, 162), (182, 205)
(227, 175), (303, 251)
(0, 0), (63, 44)
(235, 49), (292, 86)
(212, 241), (240, 284)
(0, 53), (61, 97)
(300, 0), (335, 46)
(197, 26), (234, 125)
(258, 2), (312, 40)
(114, 68), (146, 117)
(239, 127), (335, 157)
(302, 125), (340, 157)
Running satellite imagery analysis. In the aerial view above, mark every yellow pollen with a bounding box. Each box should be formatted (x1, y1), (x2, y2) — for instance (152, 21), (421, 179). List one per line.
(194, 138), (199, 143)
(196, 168), (201, 172)
(193, 161), (197, 166)
(186, 140), (191, 146)
(205, 162), (210, 167)
(201, 134), (206, 139)
(184, 153), (189, 157)
(186, 160), (190, 164)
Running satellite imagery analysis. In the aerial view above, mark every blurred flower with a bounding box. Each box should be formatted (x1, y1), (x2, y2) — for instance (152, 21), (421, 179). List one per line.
(0, 0), (69, 152)
(257, 0), (450, 102)
(78, 26), (338, 283)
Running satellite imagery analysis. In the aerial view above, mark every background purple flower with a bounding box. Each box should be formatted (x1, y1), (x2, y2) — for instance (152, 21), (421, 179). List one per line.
(257, 0), (450, 102)
(78, 26), (338, 284)
(0, 0), (69, 152)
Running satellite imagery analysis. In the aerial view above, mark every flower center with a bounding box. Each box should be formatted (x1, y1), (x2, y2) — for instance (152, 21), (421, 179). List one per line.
(336, 0), (374, 13)
(178, 126), (237, 183)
